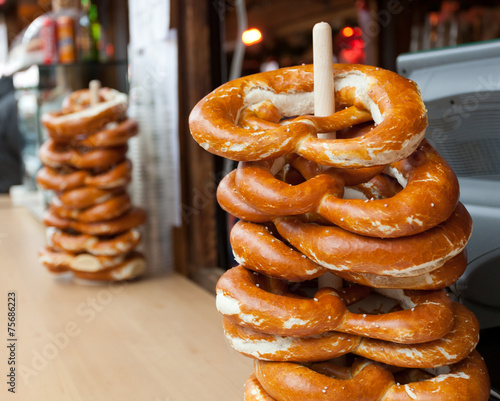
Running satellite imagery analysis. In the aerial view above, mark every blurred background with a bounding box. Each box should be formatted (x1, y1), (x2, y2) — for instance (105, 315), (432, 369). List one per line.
(0, 3), (499, 385)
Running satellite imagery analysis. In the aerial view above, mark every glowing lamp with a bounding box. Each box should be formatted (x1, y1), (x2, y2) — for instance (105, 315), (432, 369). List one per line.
(342, 26), (354, 37)
(242, 28), (262, 45)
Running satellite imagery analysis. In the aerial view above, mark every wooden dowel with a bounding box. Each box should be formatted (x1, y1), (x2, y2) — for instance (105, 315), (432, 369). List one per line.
(313, 22), (342, 291)
(89, 80), (101, 106)
(313, 22), (336, 140)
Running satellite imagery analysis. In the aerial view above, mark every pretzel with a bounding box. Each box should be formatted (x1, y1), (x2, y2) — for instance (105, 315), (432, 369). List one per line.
(46, 227), (141, 256)
(55, 187), (125, 209)
(228, 202), (471, 280)
(69, 119), (138, 148)
(43, 207), (146, 236)
(232, 141), (459, 238)
(41, 88), (128, 141)
(333, 251), (467, 290)
(39, 246), (127, 272)
(223, 301), (478, 368)
(70, 118), (139, 148)
(72, 252), (145, 281)
(39, 139), (127, 170)
(230, 220), (324, 282)
(217, 169), (276, 223)
(189, 64), (427, 167)
(247, 350), (490, 401)
(274, 202), (471, 278)
(230, 220), (467, 289)
(217, 265), (454, 343)
(217, 166), (400, 226)
(37, 160), (132, 191)
(49, 193), (132, 222)
(41, 251), (146, 281)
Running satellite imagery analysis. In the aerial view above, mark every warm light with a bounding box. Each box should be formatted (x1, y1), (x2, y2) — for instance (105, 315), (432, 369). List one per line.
(354, 27), (362, 36)
(242, 28), (262, 45)
(342, 26), (354, 37)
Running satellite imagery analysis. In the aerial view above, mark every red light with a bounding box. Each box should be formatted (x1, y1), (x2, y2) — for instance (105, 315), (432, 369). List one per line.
(242, 28), (262, 46)
(342, 27), (354, 37)
(354, 27), (362, 36)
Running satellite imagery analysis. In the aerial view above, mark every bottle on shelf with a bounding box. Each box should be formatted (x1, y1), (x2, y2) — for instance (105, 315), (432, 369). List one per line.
(78, 0), (99, 62)
(56, 15), (76, 64)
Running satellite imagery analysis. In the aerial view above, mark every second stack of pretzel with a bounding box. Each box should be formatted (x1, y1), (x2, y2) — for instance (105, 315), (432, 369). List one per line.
(37, 84), (146, 282)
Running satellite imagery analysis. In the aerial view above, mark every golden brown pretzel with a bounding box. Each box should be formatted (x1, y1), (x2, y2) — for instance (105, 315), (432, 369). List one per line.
(43, 207), (146, 236)
(72, 252), (145, 281)
(41, 88), (128, 141)
(230, 220), (468, 289)
(47, 227), (141, 256)
(49, 193), (132, 223)
(217, 164), (397, 226)
(38, 246), (127, 272)
(55, 187), (125, 209)
(217, 169), (276, 223)
(248, 350), (490, 401)
(37, 160), (132, 191)
(245, 374), (275, 401)
(39, 160), (131, 191)
(71, 119), (138, 148)
(39, 139), (128, 170)
(230, 220), (324, 282)
(40, 250), (145, 281)
(223, 302), (478, 368)
(37, 167), (87, 191)
(217, 265), (454, 343)
(189, 64), (427, 167)
(333, 251), (467, 290)
(233, 141), (459, 238)
(274, 202), (472, 278)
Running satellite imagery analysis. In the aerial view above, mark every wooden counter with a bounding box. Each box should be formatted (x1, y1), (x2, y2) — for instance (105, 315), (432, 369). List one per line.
(0, 201), (252, 400)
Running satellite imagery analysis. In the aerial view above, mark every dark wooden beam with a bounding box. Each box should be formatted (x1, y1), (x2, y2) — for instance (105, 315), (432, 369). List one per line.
(176, 0), (220, 280)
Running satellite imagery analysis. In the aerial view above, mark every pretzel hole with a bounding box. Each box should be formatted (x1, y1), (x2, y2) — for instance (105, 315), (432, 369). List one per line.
(239, 95), (374, 141)
(347, 292), (402, 315)
(393, 369), (434, 384)
(64, 93), (106, 113)
(304, 359), (354, 380)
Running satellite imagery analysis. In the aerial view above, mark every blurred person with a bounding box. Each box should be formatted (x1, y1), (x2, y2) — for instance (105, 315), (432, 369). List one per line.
(0, 74), (23, 193)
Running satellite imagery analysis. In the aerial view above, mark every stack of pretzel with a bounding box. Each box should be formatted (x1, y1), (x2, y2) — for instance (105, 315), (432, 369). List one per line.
(189, 63), (491, 400)
(37, 85), (146, 281)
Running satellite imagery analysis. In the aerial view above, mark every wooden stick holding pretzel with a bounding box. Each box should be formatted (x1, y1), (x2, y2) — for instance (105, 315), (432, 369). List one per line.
(313, 22), (342, 290)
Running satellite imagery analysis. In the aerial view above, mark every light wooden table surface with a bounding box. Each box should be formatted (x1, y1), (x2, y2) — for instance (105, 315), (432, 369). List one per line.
(0, 201), (252, 401)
